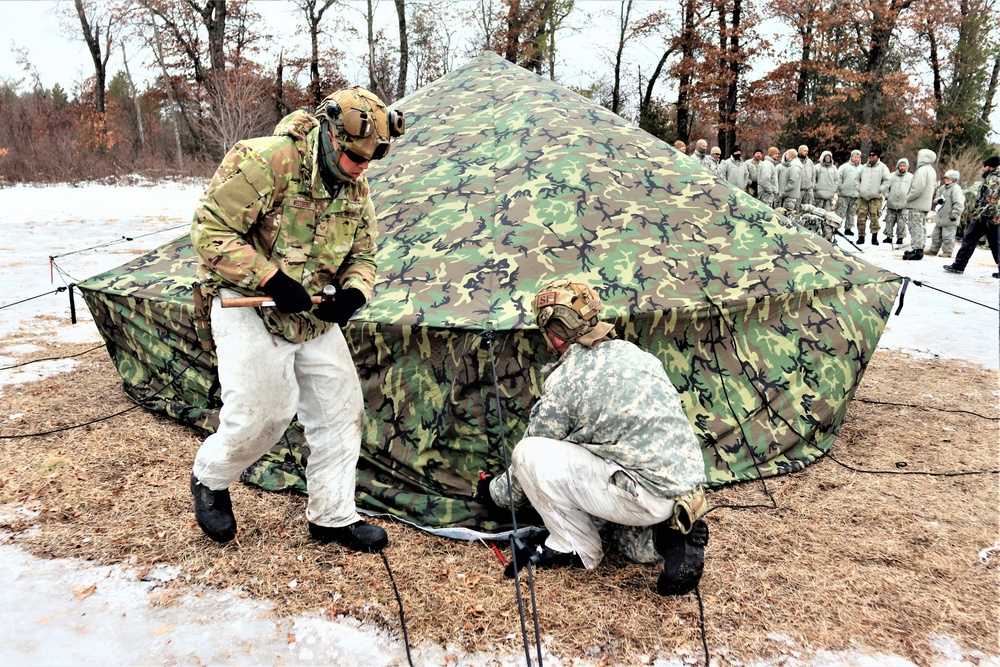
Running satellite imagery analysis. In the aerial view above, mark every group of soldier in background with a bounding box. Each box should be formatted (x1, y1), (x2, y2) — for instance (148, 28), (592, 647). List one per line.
(673, 139), (1000, 276)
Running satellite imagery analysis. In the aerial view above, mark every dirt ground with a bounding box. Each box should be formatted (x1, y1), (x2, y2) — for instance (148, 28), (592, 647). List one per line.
(0, 341), (997, 666)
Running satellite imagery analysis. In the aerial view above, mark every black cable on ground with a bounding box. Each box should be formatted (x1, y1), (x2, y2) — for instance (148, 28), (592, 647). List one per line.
(0, 350), (204, 440)
(380, 552), (415, 667)
(481, 329), (543, 667)
(0, 286), (68, 310)
(826, 453), (1000, 477)
(695, 586), (710, 667)
(854, 397), (999, 421)
(0, 344), (104, 371)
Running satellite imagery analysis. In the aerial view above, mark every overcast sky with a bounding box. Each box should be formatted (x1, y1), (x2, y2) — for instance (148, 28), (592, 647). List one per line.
(1, 0), (997, 143)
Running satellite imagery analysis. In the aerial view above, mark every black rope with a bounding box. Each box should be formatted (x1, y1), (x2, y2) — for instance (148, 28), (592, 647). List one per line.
(0, 286), (68, 310)
(854, 397), (1000, 421)
(0, 344), (103, 371)
(695, 586), (710, 667)
(480, 329), (543, 667)
(380, 552), (414, 667)
(826, 453), (1000, 477)
(909, 279), (998, 312)
(0, 350), (204, 439)
(702, 293), (778, 515)
(49, 224), (187, 259)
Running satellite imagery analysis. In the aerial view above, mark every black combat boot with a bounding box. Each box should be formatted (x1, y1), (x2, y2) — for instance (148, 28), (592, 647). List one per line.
(857, 234), (865, 245)
(871, 234), (879, 246)
(309, 520), (388, 553)
(191, 475), (237, 543)
(655, 519), (709, 596)
(902, 250), (915, 260)
(911, 249), (924, 260)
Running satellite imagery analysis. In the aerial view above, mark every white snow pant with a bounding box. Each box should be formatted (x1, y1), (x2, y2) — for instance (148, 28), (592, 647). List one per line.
(510, 437), (676, 570)
(192, 292), (364, 528)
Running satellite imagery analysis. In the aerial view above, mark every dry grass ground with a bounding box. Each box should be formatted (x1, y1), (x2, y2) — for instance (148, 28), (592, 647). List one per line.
(1, 337), (997, 666)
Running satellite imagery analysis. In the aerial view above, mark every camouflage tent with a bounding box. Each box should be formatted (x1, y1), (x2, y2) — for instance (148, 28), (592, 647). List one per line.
(77, 52), (901, 533)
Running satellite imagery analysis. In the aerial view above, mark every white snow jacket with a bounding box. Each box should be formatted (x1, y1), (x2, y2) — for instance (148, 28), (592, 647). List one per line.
(813, 152), (841, 200)
(777, 158), (802, 200)
(934, 172), (965, 227)
(720, 156), (750, 191)
(757, 155), (779, 199)
(798, 155), (816, 192)
(886, 158), (914, 210)
(837, 152), (863, 197)
(904, 149), (938, 212)
(856, 157), (891, 201)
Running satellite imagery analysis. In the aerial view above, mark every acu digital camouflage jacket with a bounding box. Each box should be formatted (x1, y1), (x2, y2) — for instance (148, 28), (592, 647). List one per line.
(491, 338), (707, 506)
(191, 110), (378, 343)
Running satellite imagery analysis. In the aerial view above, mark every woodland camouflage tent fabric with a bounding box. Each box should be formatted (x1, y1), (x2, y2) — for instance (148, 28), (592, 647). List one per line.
(78, 52), (901, 533)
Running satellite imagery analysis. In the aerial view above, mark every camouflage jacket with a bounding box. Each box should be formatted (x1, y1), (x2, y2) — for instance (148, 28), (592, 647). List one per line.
(971, 170), (1000, 225)
(491, 339), (706, 505)
(191, 110), (378, 343)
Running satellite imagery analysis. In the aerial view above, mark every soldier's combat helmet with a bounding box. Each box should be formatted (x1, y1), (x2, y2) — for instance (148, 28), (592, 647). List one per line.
(532, 279), (602, 352)
(316, 87), (405, 182)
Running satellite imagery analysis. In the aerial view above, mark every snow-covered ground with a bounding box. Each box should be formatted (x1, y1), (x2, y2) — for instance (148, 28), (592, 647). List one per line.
(0, 181), (997, 666)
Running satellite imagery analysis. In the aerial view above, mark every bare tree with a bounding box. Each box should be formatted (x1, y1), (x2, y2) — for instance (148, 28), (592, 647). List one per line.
(292, 0), (339, 108)
(74, 0), (118, 114)
(203, 68), (273, 155)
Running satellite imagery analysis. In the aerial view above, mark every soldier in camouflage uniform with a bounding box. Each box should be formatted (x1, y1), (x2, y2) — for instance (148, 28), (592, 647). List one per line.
(189, 87), (405, 553)
(945, 156), (1000, 275)
(479, 279), (709, 596)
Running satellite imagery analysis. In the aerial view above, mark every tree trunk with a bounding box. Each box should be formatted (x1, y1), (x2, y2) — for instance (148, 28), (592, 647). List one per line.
(716, 0), (727, 151)
(148, 13), (184, 168)
(505, 0), (521, 63)
(74, 0), (107, 114)
(982, 53), (1000, 126)
(796, 19), (813, 104)
(395, 0), (408, 100)
(612, 0), (633, 115)
(121, 43), (145, 150)
(675, 0), (696, 143)
(722, 0), (741, 153)
(203, 0), (227, 81)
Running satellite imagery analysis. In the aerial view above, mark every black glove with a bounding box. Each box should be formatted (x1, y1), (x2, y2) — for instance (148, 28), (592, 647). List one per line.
(313, 287), (366, 327)
(502, 531), (582, 579)
(936, 198), (945, 206)
(262, 271), (313, 314)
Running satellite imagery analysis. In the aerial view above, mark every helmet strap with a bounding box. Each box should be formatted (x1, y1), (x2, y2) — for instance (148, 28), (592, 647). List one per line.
(318, 119), (353, 196)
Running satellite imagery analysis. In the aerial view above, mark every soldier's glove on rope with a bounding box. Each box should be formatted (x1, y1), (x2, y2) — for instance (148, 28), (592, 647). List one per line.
(314, 287), (366, 327)
(503, 531), (583, 579)
(262, 271), (314, 314)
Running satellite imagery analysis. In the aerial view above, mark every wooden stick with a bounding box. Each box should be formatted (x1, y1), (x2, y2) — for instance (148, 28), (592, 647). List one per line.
(220, 295), (328, 308)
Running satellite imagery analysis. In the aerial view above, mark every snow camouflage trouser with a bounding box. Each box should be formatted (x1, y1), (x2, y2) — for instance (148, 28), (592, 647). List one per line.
(780, 197), (798, 212)
(813, 197), (834, 211)
(800, 189), (814, 209)
(509, 437), (678, 569)
(857, 197), (882, 236)
(759, 193), (777, 208)
(836, 195), (858, 231)
(884, 209), (906, 241)
(193, 291), (365, 528)
(928, 223), (959, 256)
(905, 208), (928, 250)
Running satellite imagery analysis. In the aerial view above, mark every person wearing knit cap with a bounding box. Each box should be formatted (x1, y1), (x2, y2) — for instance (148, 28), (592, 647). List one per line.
(777, 148), (803, 211)
(884, 158), (913, 245)
(797, 145), (815, 211)
(926, 170), (965, 258)
(708, 146), (723, 176)
(719, 144), (750, 191)
(674, 140), (687, 155)
(747, 149), (764, 197)
(756, 147), (780, 207)
(855, 147), (891, 247)
(945, 155), (1000, 276)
